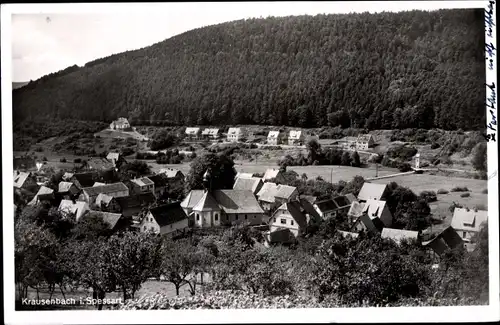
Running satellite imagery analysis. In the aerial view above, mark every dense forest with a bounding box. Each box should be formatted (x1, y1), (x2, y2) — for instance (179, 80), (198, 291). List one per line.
(13, 9), (485, 130)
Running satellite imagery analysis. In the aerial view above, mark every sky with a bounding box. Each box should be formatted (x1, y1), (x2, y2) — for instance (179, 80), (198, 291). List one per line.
(8, 1), (481, 82)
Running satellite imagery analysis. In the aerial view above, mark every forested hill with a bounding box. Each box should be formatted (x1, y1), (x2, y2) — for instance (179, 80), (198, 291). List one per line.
(13, 9), (486, 130)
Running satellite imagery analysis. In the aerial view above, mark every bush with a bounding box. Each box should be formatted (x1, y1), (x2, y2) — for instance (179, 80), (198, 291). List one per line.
(74, 158), (82, 163)
(437, 189), (449, 194)
(419, 191), (437, 203)
(398, 162), (412, 172)
(387, 145), (418, 161)
(460, 193), (471, 198)
(451, 186), (469, 192)
(60, 157), (66, 163)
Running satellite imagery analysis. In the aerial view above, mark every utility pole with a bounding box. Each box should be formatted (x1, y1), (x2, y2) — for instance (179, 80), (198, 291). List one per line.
(375, 163), (378, 178)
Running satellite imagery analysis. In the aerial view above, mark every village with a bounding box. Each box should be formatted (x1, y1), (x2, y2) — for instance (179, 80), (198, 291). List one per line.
(14, 117), (488, 259)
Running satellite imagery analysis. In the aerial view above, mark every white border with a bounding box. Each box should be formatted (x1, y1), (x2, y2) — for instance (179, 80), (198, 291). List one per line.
(2, 1), (499, 324)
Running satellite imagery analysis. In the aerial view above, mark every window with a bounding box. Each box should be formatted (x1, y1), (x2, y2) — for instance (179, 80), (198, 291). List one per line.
(254, 215), (256, 219)
(291, 220), (294, 226)
(280, 219), (287, 224)
(143, 226), (146, 231)
(463, 232), (467, 238)
(215, 214), (219, 221)
(273, 217), (276, 223)
(236, 215), (238, 220)
(196, 214), (200, 221)
(245, 215), (248, 220)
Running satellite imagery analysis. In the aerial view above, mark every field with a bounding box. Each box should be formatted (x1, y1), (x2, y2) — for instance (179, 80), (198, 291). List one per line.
(94, 128), (149, 141)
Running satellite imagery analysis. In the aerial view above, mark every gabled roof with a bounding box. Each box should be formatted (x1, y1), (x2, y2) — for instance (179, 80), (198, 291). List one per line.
(148, 202), (188, 227)
(357, 134), (374, 142)
(115, 193), (156, 210)
(106, 152), (120, 161)
(112, 117), (129, 126)
(275, 185), (297, 200)
(289, 130), (302, 140)
(357, 182), (387, 201)
(236, 172), (254, 179)
(71, 172), (98, 188)
(131, 177), (154, 187)
(213, 190), (264, 214)
(233, 177), (263, 194)
(332, 196), (351, 208)
(381, 228), (419, 244)
(62, 172), (74, 181)
(202, 128), (219, 135)
(422, 226), (464, 256)
(83, 182), (129, 197)
(180, 190), (205, 209)
(262, 168), (281, 181)
(13, 171), (32, 188)
(315, 199), (338, 213)
(348, 199), (389, 220)
(267, 131), (280, 138)
(95, 193), (115, 206)
(28, 186), (54, 205)
(58, 200), (89, 221)
(298, 198), (322, 223)
(147, 174), (169, 187)
(257, 182), (277, 199)
(274, 202), (308, 229)
(185, 127), (200, 135)
(227, 127), (241, 135)
(451, 208), (488, 233)
(192, 191), (220, 212)
(84, 210), (123, 229)
(159, 168), (183, 178)
(87, 157), (115, 171)
(93, 182), (106, 187)
(58, 181), (76, 193)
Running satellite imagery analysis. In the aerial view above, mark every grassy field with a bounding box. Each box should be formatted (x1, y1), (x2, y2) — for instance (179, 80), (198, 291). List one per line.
(94, 128), (149, 141)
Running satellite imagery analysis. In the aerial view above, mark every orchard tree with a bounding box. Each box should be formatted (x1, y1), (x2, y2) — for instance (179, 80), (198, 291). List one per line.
(160, 238), (197, 296)
(185, 153), (236, 191)
(350, 151), (361, 167)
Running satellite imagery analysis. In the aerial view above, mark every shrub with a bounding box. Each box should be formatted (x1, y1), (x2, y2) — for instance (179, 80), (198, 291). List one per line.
(74, 158), (82, 163)
(437, 189), (449, 194)
(387, 145), (418, 161)
(60, 157), (67, 163)
(460, 193), (471, 198)
(451, 186), (469, 192)
(398, 162), (412, 172)
(419, 191), (437, 203)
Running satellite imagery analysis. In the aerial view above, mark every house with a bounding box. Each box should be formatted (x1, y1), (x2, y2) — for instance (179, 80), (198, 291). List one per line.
(344, 193), (357, 204)
(227, 127), (243, 142)
(185, 127), (201, 141)
(147, 174), (170, 199)
(114, 193), (157, 218)
(82, 182), (129, 205)
(356, 134), (375, 150)
(256, 183), (298, 212)
(159, 168), (185, 181)
(28, 186), (55, 206)
(338, 230), (359, 239)
(62, 172), (74, 181)
(201, 128), (220, 140)
(58, 199), (90, 221)
(58, 181), (80, 198)
(235, 172), (254, 179)
(267, 131), (282, 145)
(381, 228), (420, 244)
(422, 226), (464, 257)
(268, 200), (320, 237)
(357, 182), (387, 202)
(450, 208), (488, 243)
(332, 195), (353, 216)
(87, 157), (115, 171)
(130, 177), (155, 194)
(233, 177), (264, 195)
(106, 152), (125, 167)
(139, 202), (189, 235)
(13, 171), (37, 190)
(191, 191), (223, 228)
(349, 199), (392, 232)
(82, 210), (127, 232)
(288, 130), (304, 146)
(110, 117), (130, 130)
(93, 182), (106, 187)
(180, 189), (205, 217)
(70, 172), (98, 189)
(263, 228), (297, 247)
(95, 193), (121, 212)
(313, 199), (338, 219)
(262, 168), (284, 183)
(213, 189), (266, 225)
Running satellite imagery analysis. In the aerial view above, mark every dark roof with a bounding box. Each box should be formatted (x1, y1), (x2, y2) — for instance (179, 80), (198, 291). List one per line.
(149, 202), (188, 227)
(72, 172), (98, 188)
(115, 193), (157, 210)
(422, 226), (464, 255)
(315, 199), (338, 213)
(332, 196), (350, 208)
(299, 198), (322, 222)
(147, 174), (170, 187)
(213, 190), (264, 214)
(83, 182), (129, 197)
(84, 210), (123, 229)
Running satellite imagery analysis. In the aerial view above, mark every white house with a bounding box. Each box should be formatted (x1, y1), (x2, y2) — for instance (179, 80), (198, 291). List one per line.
(227, 127), (243, 142)
(256, 183), (299, 212)
(357, 182), (388, 202)
(450, 208), (488, 243)
(82, 182), (130, 205)
(110, 117), (130, 130)
(213, 189), (266, 225)
(58, 181), (80, 197)
(106, 152), (124, 167)
(201, 128), (220, 140)
(267, 131), (281, 145)
(288, 130), (304, 146)
(356, 134), (375, 150)
(130, 177), (155, 195)
(348, 199), (392, 232)
(191, 191), (223, 228)
(28, 186), (55, 206)
(381, 228), (420, 244)
(139, 202), (189, 235)
(268, 200), (321, 237)
(58, 199), (90, 221)
(180, 190), (205, 216)
(262, 168), (285, 183)
(185, 127), (201, 141)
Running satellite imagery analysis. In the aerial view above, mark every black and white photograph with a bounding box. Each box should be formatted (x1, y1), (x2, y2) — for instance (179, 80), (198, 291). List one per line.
(2, 1), (498, 323)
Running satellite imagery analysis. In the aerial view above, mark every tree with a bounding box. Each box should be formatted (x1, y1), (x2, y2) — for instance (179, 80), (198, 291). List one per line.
(185, 153), (237, 191)
(350, 151), (361, 167)
(471, 142), (487, 172)
(340, 151), (351, 166)
(340, 175), (365, 196)
(160, 238), (197, 296)
(72, 214), (113, 240)
(306, 139), (321, 164)
(119, 160), (151, 178)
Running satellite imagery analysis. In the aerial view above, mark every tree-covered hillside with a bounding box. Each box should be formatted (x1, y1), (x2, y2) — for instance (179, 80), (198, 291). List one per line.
(13, 9), (485, 130)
